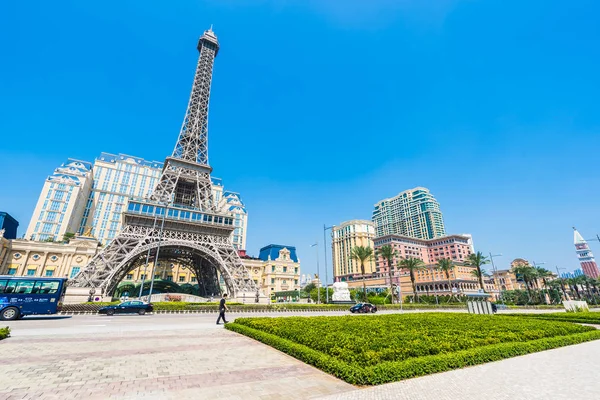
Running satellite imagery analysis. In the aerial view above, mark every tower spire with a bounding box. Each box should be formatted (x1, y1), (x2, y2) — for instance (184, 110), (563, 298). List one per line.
(151, 27), (220, 210)
(573, 228), (600, 278)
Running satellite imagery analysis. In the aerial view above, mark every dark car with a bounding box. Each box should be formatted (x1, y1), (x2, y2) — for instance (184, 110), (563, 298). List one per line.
(350, 303), (377, 314)
(98, 301), (153, 316)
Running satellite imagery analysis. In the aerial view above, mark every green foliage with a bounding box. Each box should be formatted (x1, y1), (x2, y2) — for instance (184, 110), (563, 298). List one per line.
(62, 232), (76, 243)
(505, 312), (600, 324)
(226, 313), (600, 385)
(0, 327), (10, 340)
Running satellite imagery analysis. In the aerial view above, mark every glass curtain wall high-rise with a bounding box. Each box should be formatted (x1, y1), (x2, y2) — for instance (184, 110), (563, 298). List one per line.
(372, 187), (446, 240)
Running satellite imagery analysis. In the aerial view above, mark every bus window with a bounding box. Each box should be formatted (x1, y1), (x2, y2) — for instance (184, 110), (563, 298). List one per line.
(7, 280), (36, 294)
(0, 280), (7, 293)
(33, 280), (59, 294)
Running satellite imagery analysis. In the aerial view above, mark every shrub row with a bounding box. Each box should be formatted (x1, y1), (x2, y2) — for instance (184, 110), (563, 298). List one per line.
(227, 314), (600, 385)
(0, 327), (10, 340)
(504, 312), (600, 325)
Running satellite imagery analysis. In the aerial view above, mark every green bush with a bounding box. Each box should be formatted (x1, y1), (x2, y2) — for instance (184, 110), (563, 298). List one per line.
(226, 313), (600, 385)
(504, 312), (600, 324)
(0, 327), (10, 340)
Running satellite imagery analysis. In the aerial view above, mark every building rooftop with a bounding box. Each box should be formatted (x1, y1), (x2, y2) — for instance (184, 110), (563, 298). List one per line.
(259, 244), (298, 263)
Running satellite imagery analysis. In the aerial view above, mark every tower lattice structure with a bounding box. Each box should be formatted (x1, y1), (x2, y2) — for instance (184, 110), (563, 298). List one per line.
(71, 28), (259, 298)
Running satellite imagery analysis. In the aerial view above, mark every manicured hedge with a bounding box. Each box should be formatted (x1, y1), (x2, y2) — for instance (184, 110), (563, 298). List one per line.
(0, 327), (10, 340)
(504, 312), (600, 324)
(226, 313), (600, 385)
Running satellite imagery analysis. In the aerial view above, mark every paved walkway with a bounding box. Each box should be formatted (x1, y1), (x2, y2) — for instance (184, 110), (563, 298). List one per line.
(317, 338), (600, 400)
(2, 312), (600, 399)
(0, 314), (353, 400)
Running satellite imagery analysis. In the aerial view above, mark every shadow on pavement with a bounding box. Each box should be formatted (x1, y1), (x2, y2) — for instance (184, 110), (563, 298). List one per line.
(19, 316), (73, 321)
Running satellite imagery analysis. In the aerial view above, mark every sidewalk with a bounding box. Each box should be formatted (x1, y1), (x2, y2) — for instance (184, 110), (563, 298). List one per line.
(316, 339), (600, 400)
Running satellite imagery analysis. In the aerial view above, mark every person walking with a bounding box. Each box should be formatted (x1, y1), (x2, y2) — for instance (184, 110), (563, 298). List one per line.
(216, 293), (229, 325)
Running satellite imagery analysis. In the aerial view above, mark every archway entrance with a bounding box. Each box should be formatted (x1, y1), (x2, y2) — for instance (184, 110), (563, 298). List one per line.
(102, 241), (240, 299)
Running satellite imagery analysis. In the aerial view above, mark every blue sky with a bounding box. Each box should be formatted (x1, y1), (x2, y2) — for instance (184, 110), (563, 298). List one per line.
(1, 0), (599, 280)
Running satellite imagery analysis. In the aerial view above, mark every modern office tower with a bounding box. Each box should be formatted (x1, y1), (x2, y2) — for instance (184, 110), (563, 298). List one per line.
(574, 228), (600, 278)
(331, 220), (377, 282)
(372, 187), (446, 240)
(25, 159), (93, 242)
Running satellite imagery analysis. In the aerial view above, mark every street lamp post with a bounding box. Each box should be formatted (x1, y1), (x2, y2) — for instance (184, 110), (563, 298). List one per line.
(489, 252), (503, 305)
(311, 243), (320, 304)
(323, 225), (334, 304)
(148, 200), (169, 303)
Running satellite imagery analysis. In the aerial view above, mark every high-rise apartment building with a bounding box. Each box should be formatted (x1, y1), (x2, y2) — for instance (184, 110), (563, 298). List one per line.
(332, 220), (377, 282)
(372, 187), (445, 240)
(26, 159), (93, 242)
(25, 153), (248, 249)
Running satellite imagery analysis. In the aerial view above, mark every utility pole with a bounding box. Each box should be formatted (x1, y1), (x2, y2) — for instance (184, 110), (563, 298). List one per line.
(323, 225), (334, 304)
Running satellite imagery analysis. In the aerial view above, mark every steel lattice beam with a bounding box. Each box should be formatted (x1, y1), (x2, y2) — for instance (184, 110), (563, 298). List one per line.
(70, 28), (259, 298)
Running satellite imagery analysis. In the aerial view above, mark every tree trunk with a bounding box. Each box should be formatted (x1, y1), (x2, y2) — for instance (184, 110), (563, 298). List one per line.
(477, 265), (485, 291)
(445, 271), (453, 302)
(387, 257), (394, 305)
(410, 269), (418, 302)
(361, 262), (367, 302)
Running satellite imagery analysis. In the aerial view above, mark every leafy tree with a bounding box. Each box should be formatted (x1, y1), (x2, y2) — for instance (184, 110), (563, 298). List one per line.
(44, 236), (55, 243)
(464, 252), (490, 291)
(399, 257), (425, 302)
(303, 282), (316, 293)
(513, 265), (536, 303)
(378, 245), (397, 304)
(351, 246), (374, 302)
(62, 232), (76, 243)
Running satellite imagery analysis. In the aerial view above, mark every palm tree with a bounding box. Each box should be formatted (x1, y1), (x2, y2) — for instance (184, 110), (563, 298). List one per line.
(351, 246), (374, 302)
(513, 265), (536, 302)
(399, 257), (425, 302)
(377, 245), (397, 304)
(437, 258), (456, 302)
(534, 267), (552, 290)
(567, 277), (582, 300)
(464, 252), (490, 291)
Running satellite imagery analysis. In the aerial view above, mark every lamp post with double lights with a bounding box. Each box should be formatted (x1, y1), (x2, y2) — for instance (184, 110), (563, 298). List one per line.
(323, 225), (334, 304)
(311, 242), (320, 304)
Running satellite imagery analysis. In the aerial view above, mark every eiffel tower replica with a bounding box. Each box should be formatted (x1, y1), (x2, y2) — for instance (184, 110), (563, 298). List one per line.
(71, 28), (261, 301)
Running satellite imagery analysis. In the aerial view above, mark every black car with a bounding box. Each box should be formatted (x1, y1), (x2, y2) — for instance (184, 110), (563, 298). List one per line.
(350, 303), (377, 313)
(98, 301), (153, 316)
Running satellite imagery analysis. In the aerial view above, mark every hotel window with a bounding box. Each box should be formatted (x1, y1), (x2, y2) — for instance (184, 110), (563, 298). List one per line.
(27, 269), (36, 276)
(271, 278), (275, 284)
(70, 267), (81, 278)
(126, 274), (133, 280)
(45, 270), (54, 277)
(140, 274), (147, 280)
(8, 268), (17, 275)
(271, 266), (275, 272)
(179, 276), (185, 282)
(191, 276), (197, 282)
(283, 267), (287, 273)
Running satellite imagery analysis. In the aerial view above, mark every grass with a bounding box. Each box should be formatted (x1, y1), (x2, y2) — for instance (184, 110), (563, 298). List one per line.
(226, 313), (600, 385)
(0, 327), (10, 340)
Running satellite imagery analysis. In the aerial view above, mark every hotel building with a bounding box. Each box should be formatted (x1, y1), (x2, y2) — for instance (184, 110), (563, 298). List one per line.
(331, 220), (377, 282)
(372, 187), (446, 240)
(24, 152), (248, 250)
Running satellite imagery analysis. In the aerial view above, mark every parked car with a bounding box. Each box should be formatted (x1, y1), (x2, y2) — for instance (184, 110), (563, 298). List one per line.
(350, 303), (377, 313)
(98, 301), (153, 316)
